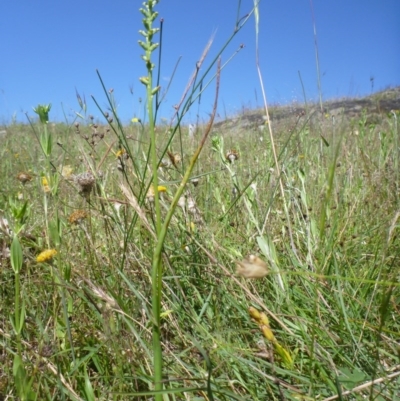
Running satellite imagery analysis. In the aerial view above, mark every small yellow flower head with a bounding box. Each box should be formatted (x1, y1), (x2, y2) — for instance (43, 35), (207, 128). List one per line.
(131, 117), (141, 123)
(36, 249), (57, 263)
(274, 343), (293, 368)
(261, 325), (276, 343)
(68, 210), (88, 225)
(41, 176), (51, 193)
(146, 185), (167, 203)
(226, 149), (239, 163)
(249, 306), (262, 322)
(17, 172), (33, 184)
(116, 149), (128, 160)
(258, 312), (270, 327)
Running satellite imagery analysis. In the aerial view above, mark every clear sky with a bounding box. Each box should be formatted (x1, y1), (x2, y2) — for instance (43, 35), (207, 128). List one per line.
(0, 0), (399, 125)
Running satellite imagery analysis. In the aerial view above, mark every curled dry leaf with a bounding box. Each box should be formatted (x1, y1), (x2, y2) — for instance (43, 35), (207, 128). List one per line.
(236, 255), (268, 279)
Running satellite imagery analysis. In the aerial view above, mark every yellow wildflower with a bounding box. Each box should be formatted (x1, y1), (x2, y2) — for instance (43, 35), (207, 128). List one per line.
(41, 176), (51, 193)
(146, 185), (167, 203)
(115, 149), (126, 159)
(36, 249), (57, 263)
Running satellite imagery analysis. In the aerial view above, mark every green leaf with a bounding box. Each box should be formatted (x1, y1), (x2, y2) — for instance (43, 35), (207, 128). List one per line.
(17, 298), (26, 333)
(15, 200), (28, 220)
(320, 134), (330, 147)
(13, 355), (26, 398)
(10, 235), (23, 274)
(338, 367), (367, 390)
(84, 365), (96, 401)
(49, 217), (62, 247)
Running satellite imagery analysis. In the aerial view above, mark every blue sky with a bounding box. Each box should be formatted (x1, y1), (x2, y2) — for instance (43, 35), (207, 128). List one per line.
(0, 0), (399, 125)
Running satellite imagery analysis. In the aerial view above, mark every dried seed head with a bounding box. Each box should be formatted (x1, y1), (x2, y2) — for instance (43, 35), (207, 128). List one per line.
(117, 159), (125, 171)
(75, 172), (95, 196)
(146, 185), (155, 203)
(167, 151), (181, 168)
(236, 255), (268, 279)
(160, 158), (171, 168)
(178, 195), (186, 209)
(0, 217), (12, 237)
(17, 172), (33, 184)
(191, 178), (199, 187)
(68, 210), (88, 225)
(61, 165), (73, 180)
(226, 149), (239, 163)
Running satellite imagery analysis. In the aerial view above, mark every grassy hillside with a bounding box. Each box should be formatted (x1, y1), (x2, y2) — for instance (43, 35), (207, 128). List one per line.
(0, 87), (399, 400)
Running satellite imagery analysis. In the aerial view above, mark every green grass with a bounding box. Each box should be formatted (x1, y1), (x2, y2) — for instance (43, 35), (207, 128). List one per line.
(1, 0), (400, 398)
(0, 97), (399, 400)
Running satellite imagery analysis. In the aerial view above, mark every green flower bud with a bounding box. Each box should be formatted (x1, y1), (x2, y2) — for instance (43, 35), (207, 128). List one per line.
(33, 104), (52, 124)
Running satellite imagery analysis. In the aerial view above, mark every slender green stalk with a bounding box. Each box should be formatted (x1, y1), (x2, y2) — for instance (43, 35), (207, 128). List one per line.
(309, 0), (323, 113)
(137, 1), (164, 395)
(150, 69), (220, 398)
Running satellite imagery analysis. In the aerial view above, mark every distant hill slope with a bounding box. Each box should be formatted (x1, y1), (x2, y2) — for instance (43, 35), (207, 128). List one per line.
(214, 86), (400, 132)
